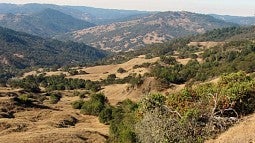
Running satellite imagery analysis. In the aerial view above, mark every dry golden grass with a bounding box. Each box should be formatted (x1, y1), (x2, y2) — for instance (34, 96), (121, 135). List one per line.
(68, 56), (159, 81)
(0, 93), (108, 143)
(206, 113), (255, 143)
(102, 77), (159, 105)
(0, 87), (21, 93)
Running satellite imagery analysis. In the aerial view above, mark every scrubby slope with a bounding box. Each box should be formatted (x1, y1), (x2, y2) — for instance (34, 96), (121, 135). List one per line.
(59, 11), (236, 52)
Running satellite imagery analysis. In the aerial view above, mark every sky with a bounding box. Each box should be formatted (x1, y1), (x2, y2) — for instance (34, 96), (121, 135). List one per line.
(0, 0), (254, 16)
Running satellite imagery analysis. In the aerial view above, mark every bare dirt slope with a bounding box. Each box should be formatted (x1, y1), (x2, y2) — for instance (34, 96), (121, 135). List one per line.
(206, 113), (255, 143)
(0, 93), (108, 143)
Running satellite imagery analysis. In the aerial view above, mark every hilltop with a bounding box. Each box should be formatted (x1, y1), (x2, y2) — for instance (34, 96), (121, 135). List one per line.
(0, 3), (148, 25)
(58, 11), (236, 52)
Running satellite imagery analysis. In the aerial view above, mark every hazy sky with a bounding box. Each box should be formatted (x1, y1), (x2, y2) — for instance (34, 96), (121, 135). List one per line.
(0, 0), (254, 16)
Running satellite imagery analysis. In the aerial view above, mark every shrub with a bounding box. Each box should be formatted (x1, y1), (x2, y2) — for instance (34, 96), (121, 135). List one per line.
(160, 56), (177, 65)
(99, 107), (113, 124)
(117, 68), (127, 73)
(81, 93), (107, 115)
(18, 94), (32, 104)
(49, 92), (62, 104)
(68, 70), (79, 76)
(72, 100), (85, 109)
(108, 100), (138, 143)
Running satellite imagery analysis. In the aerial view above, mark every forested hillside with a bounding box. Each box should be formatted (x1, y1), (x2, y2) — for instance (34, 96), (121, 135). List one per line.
(0, 8), (95, 37)
(0, 27), (107, 84)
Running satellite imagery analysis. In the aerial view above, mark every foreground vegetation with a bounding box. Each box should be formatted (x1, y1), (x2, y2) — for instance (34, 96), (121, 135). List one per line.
(69, 71), (255, 142)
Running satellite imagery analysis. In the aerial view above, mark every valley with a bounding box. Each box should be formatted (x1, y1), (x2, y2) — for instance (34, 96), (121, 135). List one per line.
(0, 2), (255, 143)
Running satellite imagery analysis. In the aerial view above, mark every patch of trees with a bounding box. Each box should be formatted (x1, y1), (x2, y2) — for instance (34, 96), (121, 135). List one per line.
(152, 40), (255, 85)
(72, 93), (138, 142)
(101, 73), (144, 88)
(8, 74), (101, 92)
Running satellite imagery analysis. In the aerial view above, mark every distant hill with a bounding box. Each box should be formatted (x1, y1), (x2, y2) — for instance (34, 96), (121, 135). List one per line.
(210, 14), (255, 26)
(0, 27), (107, 70)
(0, 8), (95, 37)
(58, 11), (237, 52)
(193, 26), (255, 42)
(0, 3), (148, 25)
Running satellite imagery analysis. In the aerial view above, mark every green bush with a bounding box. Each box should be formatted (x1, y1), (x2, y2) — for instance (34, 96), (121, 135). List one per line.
(108, 99), (138, 143)
(49, 92), (62, 104)
(72, 100), (85, 109)
(99, 107), (113, 124)
(81, 93), (107, 116)
(18, 94), (32, 104)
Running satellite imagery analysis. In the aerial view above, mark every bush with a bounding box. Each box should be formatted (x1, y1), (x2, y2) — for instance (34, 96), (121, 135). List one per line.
(49, 92), (62, 104)
(68, 70), (79, 76)
(99, 107), (113, 124)
(18, 94), (32, 104)
(108, 100), (138, 143)
(160, 56), (177, 65)
(81, 93), (107, 115)
(72, 100), (85, 109)
(117, 68), (127, 73)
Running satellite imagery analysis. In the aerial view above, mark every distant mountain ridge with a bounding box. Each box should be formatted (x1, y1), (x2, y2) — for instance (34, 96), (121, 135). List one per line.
(210, 14), (255, 26)
(0, 3), (148, 24)
(58, 11), (237, 52)
(0, 8), (95, 37)
(0, 26), (107, 70)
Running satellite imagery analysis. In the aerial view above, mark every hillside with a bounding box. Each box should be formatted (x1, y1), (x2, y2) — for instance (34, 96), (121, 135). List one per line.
(1, 25), (255, 142)
(0, 88), (109, 143)
(0, 8), (95, 37)
(0, 27), (107, 70)
(193, 26), (255, 42)
(206, 113), (255, 143)
(211, 14), (255, 26)
(0, 3), (148, 25)
(58, 11), (236, 52)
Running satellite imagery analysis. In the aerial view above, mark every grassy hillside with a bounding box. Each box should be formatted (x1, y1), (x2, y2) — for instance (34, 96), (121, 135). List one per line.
(0, 8), (95, 37)
(1, 25), (255, 142)
(59, 11), (236, 52)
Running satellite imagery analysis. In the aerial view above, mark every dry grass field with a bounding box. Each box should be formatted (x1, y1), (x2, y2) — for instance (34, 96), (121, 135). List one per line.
(0, 94), (108, 143)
